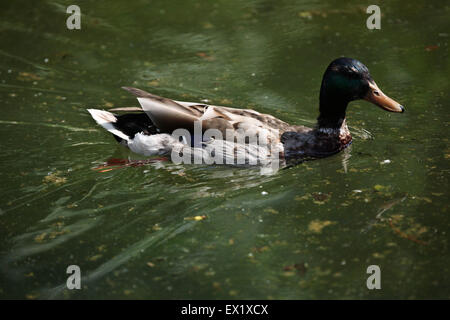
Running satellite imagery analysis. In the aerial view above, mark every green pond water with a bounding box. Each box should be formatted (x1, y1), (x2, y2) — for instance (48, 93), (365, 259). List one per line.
(0, 0), (449, 299)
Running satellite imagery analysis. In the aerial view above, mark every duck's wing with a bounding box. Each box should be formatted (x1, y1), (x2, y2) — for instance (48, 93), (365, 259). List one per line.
(121, 87), (204, 133)
(121, 87), (295, 140)
(175, 100), (294, 131)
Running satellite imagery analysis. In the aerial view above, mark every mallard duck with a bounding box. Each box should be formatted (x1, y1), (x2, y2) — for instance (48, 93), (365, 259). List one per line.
(88, 57), (404, 166)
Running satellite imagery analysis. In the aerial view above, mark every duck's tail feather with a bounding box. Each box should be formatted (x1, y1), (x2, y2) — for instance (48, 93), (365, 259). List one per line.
(88, 109), (160, 144)
(87, 109), (131, 142)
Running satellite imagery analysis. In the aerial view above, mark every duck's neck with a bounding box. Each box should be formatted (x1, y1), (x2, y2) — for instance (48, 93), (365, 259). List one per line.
(316, 118), (349, 136)
(317, 104), (347, 132)
(317, 98), (349, 131)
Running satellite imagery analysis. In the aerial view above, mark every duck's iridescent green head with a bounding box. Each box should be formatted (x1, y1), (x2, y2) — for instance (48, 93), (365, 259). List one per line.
(318, 57), (404, 128)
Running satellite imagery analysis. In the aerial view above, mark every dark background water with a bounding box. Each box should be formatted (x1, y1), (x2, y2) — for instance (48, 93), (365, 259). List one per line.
(0, 0), (448, 299)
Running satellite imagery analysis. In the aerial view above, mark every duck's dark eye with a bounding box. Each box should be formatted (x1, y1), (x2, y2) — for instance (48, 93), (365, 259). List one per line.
(373, 90), (380, 96)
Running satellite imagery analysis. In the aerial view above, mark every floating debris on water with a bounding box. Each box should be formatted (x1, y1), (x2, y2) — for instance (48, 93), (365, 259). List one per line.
(184, 215), (207, 221)
(43, 171), (67, 185)
(308, 220), (335, 233)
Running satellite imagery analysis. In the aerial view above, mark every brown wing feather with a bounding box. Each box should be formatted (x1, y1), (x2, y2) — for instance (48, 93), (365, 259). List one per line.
(120, 87), (304, 140)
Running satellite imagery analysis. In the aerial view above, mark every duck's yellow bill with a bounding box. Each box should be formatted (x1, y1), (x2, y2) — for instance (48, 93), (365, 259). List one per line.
(364, 81), (404, 113)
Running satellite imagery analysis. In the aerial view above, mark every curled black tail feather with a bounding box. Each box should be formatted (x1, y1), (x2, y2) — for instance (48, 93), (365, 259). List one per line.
(112, 113), (158, 142)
